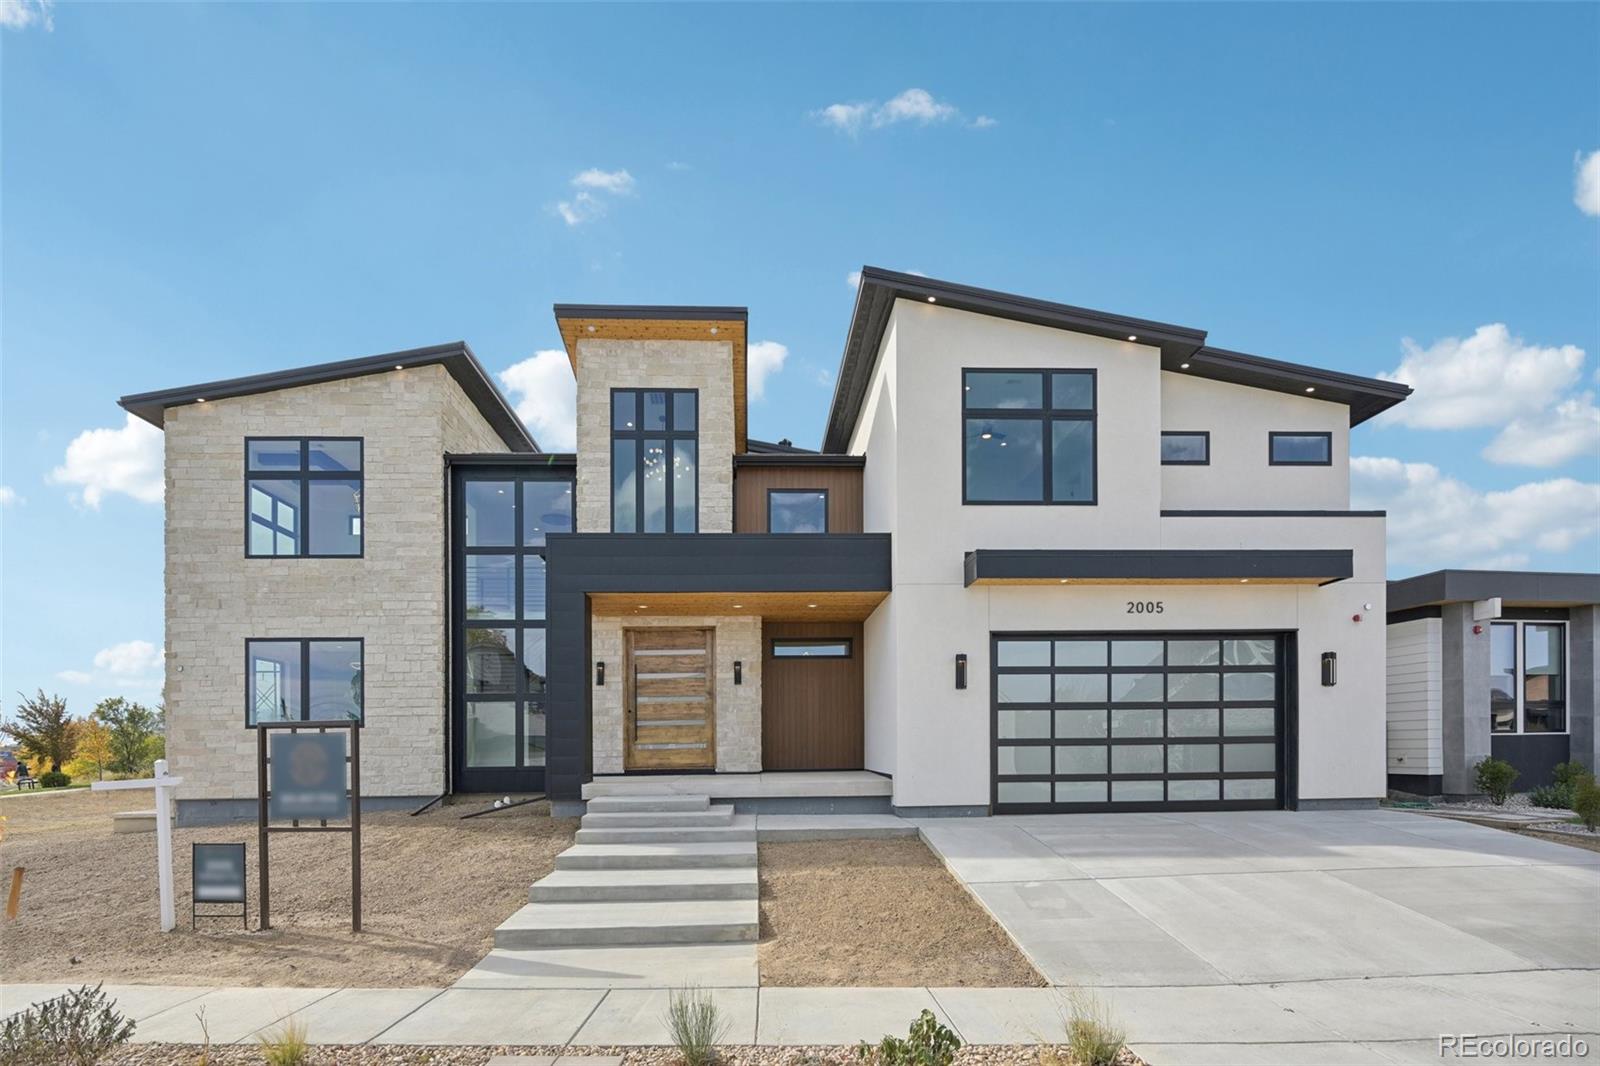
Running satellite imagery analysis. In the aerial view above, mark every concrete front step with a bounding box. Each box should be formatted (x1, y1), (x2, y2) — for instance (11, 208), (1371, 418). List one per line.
(530, 867), (758, 903)
(579, 807), (735, 829)
(583, 794), (709, 813)
(555, 841), (756, 870)
(493, 899), (759, 948)
(574, 815), (755, 846)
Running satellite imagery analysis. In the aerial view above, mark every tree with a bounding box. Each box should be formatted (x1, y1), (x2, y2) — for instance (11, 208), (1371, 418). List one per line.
(66, 719), (113, 781)
(2, 692), (76, 773)
(93, 698), (160, 774)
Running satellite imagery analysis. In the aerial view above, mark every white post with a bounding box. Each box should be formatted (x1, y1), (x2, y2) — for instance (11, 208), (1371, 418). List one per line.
(152, 760), (176, 932)
(92, 761), (184, 932)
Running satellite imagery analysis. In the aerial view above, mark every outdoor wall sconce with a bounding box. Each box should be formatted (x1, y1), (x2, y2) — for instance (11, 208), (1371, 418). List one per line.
(734, 661), (743, 685)
(595, 661), (605, 687)
(955, 653), (968, 690)
(1320, 652), (1337, 687)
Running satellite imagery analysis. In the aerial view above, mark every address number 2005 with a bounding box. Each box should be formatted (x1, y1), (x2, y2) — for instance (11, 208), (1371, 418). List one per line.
(1126, 601), (1165, 614)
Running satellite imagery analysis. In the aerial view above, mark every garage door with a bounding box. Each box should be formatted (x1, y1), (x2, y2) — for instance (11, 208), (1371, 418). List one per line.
(991, 632), (1284, 812)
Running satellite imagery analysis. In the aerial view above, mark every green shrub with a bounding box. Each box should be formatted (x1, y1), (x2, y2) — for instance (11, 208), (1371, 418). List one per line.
(257, 1016), (309, 1066)
(1553, 761), (1590, 788)
(1473, 757), (1519, 805)
(0, 984), (134, 1066)
(1529, 782), (1574, 809)
(1573, 775), (1600, 832)
(858, 1009), (962, 1066)
(36, 770), (70, 789)
(664, 985), (728, 1066)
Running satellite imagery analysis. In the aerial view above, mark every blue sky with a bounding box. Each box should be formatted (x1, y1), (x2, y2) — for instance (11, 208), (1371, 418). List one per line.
(2, 2), (1597, 712)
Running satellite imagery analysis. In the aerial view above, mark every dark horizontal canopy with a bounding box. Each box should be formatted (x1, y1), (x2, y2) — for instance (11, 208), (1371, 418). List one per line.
(964, 548), (1354, 587)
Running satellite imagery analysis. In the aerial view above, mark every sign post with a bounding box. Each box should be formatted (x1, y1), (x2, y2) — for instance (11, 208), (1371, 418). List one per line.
(92, 759), (183, 932)
(256, 721), (361, 932)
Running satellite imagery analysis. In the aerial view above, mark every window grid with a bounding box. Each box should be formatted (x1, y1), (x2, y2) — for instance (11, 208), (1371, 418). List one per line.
(244, 638), (364, 726)
(1490, 620), (1568, 735)
(611, 389), (698, 533)
(962, 369), (1097, 506)
(244, 437), (364, 558)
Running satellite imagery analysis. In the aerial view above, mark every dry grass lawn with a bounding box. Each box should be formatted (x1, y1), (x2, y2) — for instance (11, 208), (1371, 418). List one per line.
(0, 788), (575, 986)
(758, 838), (1044, 987)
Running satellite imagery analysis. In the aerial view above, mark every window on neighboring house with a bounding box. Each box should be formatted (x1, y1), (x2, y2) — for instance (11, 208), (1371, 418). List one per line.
(769, 490), (828, 533)
(246, 438), (363, 557)
(771, 639), (852, 658)
(611, 390), (697, 532)
(1268, 432), (1332, 466)
(1161, 432), (1210, 465)
(247, 638), (363, 725)
(963, 369), (1096, 504)
(1490, 620), (1567, 735)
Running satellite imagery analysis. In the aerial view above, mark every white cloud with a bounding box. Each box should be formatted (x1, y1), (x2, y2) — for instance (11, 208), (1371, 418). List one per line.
(54, 670), (92, 685)
(747, 341), (789, 401)
(571, 168), (636, 196)
(814, 89), (972, 135)
(970, 115), (998, 129)
(48, 414), (164, 508)
(0, 0), (53, 31)
(499, 350), (577, 451)
(666, 161), (691, 172)
(1352, 456), (1600, 568)
(1576, 150), (1600, 217)
(0, 486), (20, 507)
(1483, 391), (1600, 468)
(1377, 323), (1585, 430)
(555, 191), (604, 227)
(846, 270), (862, 290)
(94, 640), (163, 676)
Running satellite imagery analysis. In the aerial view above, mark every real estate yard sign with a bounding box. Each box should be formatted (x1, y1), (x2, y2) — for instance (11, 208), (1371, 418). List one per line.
(268, 733), (350, 822)
(257, 722), (362, 931)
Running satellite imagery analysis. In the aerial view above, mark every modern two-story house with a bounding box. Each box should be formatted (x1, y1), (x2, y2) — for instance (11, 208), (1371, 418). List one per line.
(121, 267), (1412, 822)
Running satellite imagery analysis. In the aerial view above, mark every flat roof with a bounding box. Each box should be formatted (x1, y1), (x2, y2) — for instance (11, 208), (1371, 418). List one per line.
(822, 267), (1412, 452)
(1388, 569), (1600, 612)
(119, 342), (537, 453)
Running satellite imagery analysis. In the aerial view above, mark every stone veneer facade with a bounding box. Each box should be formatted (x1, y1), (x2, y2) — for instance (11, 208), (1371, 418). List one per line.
(589, 614), (762, 774)
(572, 338), (735, 535)
(163, 365), (506, 813)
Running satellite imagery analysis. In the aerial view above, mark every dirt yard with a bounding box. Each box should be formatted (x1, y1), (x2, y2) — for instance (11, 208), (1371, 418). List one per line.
(0, 789), (576, 987)
(757, 838), (1044, 987)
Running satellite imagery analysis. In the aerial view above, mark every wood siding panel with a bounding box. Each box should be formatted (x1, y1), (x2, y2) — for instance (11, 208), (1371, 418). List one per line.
(733, 466), (864, 533)
(761, 621), (864, 770)
(1386, 617), (1442, 776)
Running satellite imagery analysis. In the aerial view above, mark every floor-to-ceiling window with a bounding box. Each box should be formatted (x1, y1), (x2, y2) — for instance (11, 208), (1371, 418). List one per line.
(1490, 620), (1567, 735)
(454, 465), (573, 792)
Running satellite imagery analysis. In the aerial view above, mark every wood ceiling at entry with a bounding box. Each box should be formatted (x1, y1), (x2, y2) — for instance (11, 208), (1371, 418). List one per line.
(590, 590), (887, 622)
(555, 315), (748, 453)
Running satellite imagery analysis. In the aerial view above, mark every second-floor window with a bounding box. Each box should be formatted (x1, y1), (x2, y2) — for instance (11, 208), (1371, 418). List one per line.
(1268, 432), (1332, 466)
(612, 390), (697, 532)
(963, 369), (1096, 505)
(769, 490), (828, 533)
(1160, 432), (1210, 465)
(246, 438), (363, 557)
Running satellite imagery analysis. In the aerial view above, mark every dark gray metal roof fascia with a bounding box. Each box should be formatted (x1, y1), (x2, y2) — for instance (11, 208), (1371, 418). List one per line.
(552, 304), (747, 322)
(1387, 570), (1600, 613)
(118, 342), (538, 453)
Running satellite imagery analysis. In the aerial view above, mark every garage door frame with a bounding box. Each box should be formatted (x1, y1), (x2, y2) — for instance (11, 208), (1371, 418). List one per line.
(989, 629), (1299, 814)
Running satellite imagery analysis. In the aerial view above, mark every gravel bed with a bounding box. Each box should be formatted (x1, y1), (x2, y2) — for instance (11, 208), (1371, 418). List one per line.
(107, 1044), (1145, 1066)
(1523, 819), (1600, 839)
(1432, 793), (1546, 815)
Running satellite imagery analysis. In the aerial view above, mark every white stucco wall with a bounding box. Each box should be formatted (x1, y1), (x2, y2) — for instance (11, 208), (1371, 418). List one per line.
(848, 299), (1390, 809)
(1159, 372), (1350, 510)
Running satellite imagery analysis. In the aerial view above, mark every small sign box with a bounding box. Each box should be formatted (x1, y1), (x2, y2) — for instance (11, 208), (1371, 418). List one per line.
(268, 732), (350, 823)
(192, 842), (247, 928)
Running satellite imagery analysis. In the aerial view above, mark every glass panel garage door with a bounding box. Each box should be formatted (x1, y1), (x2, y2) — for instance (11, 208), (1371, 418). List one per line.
(992, 633), (1283, 812)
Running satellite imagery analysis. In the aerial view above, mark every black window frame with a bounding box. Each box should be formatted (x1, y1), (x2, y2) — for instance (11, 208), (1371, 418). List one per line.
(767, 488), (830, 534)
(610, 389), (699, 533)
(961, 368), (1098, 506)
(244, 437), (364, 558)
(1268, 431), (1333, 467)
(245, 637), (365, 727)
(771, 638), (853, 659)
(1160, 431), (1211, 466)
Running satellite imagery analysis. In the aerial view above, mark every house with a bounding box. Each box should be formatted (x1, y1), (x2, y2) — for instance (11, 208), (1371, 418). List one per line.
(1385, 569), (1599, 798)
(120, 267), (1412, 822)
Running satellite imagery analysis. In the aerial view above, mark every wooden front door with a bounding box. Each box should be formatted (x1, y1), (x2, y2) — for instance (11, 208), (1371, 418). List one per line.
(761, 621), (864, 770)
(625, 627), (716, 770)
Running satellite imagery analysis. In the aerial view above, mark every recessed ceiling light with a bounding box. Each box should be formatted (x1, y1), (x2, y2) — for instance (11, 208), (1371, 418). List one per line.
(196, 397), (206, 403)
(709, 326), (719, 335)
(586, 325), (597, 333)
(807, 603), (818, 608)
(1305, 386), (1316, 393)
(927, 296), (937, 303)
(1127, 335), (1138, 342)
(1059, 579), (1069, 584)
(1240, 579), (1250, 584)
(637, 604), (648, 609)
(732, 604), (744, 609)
(1179, 363), (1190, 370)
(395, 364), (404, 370)
(980, 431), (993, 440)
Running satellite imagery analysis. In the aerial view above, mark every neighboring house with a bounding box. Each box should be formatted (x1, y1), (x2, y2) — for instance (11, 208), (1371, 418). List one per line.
(122, 267), (1412, 822)
(1385, 570), (1600, 798)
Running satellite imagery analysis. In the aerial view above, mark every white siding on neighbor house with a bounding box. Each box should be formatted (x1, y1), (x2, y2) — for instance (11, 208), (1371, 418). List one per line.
(1386, 617), (1442, 777)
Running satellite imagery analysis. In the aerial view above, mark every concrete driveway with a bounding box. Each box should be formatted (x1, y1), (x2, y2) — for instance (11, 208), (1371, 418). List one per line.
(917, 808), (1600, 1065)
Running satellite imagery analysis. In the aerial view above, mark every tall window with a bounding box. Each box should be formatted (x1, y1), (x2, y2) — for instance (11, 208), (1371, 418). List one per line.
(963, 369), (1095, 504)
(461, 475), (573, 770)
(246, 438), (363, 557)
(1490, 620), (1567, 734)
(611, 390), (697, 532)
(246, 639), (363, 725)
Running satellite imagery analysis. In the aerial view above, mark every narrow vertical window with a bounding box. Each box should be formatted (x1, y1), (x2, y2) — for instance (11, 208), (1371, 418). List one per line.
(610, 389), (698, 532)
